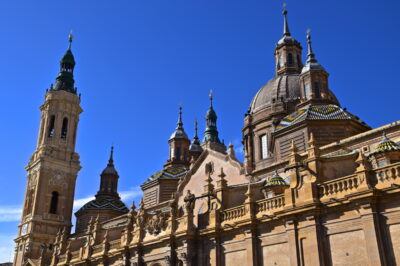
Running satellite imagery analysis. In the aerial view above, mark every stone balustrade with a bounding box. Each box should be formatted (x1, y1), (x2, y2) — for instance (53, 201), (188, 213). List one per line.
(318, 174), (360, 200)
(256, 195), (285, 216)
(221, 205), (246, 222)
(374, 162), (400, 189)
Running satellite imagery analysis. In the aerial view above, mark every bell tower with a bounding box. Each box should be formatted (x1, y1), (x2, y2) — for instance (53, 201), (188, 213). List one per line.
(14, 34), (83, 264)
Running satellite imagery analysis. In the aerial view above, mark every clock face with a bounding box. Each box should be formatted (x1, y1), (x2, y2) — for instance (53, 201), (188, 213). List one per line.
(21, 224), (28, 235)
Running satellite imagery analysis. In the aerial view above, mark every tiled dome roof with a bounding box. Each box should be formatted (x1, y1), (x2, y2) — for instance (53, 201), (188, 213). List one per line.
(76, 197), (128, 214)
(275, 104), (368, 131)
(265, 172), (288, 187)
(369, 133), (400, 156)
(144, 167), (188, 184)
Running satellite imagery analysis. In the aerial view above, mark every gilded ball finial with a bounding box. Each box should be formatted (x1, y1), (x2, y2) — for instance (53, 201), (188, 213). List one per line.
(68, 30), (73, 41)
(306, 28), (312, 40)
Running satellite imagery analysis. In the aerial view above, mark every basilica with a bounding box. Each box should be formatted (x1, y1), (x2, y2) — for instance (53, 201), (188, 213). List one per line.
(13, 7), (400, 266)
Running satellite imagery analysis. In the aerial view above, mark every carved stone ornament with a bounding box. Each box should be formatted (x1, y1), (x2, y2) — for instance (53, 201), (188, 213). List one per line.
(28, 171), (37, 188)
(205, 161), (214, 176)
(145, 212), (168, 235)
(184, 190), (196, 214)
(49, 170), (68, 188)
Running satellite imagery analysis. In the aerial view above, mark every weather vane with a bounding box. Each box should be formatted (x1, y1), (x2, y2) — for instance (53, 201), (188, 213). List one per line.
(282, 2), (287, 9)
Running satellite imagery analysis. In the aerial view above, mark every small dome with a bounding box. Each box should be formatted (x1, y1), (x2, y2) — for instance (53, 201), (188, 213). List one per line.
(369, 133), (400, 156)
(250, 75), (301, 114)
(265, 172), (288, 188)
(277, 35), (298, 45)
(301, 61), (326, 73)
(76, 197), (128, 214)
(170, 128), (189, 140)
(206, 107), (217, 120)
(189, 142), (203, 153)
(101, 165), (118, 176)
(61, 49), (75, 65)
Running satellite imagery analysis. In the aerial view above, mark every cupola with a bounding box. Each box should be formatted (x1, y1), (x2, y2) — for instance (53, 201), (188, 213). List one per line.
(274, 7), (303, 76)
(369, 132), (400, 168)
(165, 106), (191, 168)
(298, 31), (339, 106)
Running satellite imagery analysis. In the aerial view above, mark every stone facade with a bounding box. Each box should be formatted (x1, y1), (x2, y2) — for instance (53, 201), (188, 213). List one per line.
(14, 8), (400, 266)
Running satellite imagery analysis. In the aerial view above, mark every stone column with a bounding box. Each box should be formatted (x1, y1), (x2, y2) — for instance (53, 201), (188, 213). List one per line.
(359, 203), (387, 265)
(285, 219), (299, 266)
(298, 216), (326, 266)
(244, 228), (258, 266)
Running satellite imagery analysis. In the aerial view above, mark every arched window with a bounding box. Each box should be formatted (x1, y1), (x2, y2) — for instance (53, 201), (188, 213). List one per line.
(48, 116), (55, 137)
(279, 55), (284, 67)
(260, 134), (268, 159)
(175, 147), (181, 161)
(49, 191), (59, 214)
(288, 53), (294, 65)
(314, 82), (321, 98)
(61, 118), (68, 139)
(73, 122), (77, 145)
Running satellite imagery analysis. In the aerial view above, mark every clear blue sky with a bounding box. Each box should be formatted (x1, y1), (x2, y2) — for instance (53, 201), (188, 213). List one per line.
(0, 0), (399, 261)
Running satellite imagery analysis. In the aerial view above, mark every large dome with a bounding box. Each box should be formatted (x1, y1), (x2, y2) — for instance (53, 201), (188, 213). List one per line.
(250, 75), (301, 114)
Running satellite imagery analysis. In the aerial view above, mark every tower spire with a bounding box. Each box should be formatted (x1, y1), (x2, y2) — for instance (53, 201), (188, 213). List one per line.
(52, 32), (77, 94)
(97, 146), (119, 198)
(193, 118), (200, 144)
(203, 91), (221, 144)
(108, 145), (114, 166)
(170, 105), (188, 140)
(306, 30), (317, 64)
(275, 5), (303, 75)
(283, 3), (290, 37)
(177, 104), (183, 129)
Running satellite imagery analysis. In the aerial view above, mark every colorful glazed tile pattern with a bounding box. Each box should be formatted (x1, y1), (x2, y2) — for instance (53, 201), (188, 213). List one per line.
(276, 104), (364, 131)
(145, 167), (188, 183)
(78, 197), (129, 213)
(265, 172), (288, 187)
(369, 134), (400, 156)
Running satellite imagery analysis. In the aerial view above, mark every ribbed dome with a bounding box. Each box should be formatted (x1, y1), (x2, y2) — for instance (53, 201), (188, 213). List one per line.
(250, 75), (301, 114)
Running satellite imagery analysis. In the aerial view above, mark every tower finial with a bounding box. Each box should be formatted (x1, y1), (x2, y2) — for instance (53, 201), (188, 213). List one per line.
(108, 145), (114, 165)
(282, 3), (291, 37)
(194, 118), (199, 141)
(177, 104), (183, 129)
(306, 29), (317, 63)
(68, 30), (73, 50)
(209, 89), (213, 107)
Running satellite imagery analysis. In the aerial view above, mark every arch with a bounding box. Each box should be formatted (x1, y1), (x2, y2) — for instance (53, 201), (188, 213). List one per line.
(49, 191), (59, 214)
(314, 82), (321, 98)
(175, 147), (181, 161)
(288, 53), (294, 65)
(61, 117), (68, 139)
(48, 115), (55, 137)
